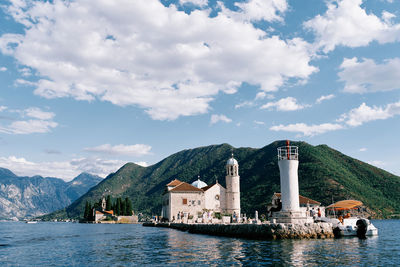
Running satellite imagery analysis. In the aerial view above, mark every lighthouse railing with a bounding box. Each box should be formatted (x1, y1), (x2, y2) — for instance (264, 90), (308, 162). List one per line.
(277, 146), (298, 161)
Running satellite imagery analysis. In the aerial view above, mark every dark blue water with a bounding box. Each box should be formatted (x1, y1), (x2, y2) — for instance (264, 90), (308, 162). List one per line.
(0, 220), (399, 266)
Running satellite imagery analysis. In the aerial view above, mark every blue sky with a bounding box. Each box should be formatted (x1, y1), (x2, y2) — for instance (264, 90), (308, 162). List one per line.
(0, 0), (399, 180)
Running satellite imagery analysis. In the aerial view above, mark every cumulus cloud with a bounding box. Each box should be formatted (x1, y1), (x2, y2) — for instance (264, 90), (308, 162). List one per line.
(304, 0), (400, 52)
(0, 155), (126, 181)
(0, 0), (316, 120)
(359, 147), (367, 152)
(338, 101), (400, 126)
(221, 0), (288, 22)
(210, 114), (232, 124)
(270, 123), (344, 136)
(84, 143), (152, 156)
(261, 97), (310, 111)
(0, 107), (57, 134)
(338, 57), (400, 93)
(270, 100), (400, 136)
(0, 106), (7, 112)
(316, 94), (335, 104)
(179, 0), (208, 8)
(0, 67), (7, 72)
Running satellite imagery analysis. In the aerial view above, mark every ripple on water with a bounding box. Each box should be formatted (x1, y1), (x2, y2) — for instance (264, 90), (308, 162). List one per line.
(0, 220), (399, 266)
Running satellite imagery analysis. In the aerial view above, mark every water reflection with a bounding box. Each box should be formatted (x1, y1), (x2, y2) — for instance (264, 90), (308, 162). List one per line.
(160, 226), (390, 266)
(0, 221), (399, 266)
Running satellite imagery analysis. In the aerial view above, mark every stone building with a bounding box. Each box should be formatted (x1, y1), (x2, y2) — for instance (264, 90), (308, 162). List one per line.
(161, 155), (240, 222)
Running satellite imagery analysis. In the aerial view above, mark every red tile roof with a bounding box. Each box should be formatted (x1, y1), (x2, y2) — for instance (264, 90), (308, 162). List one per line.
(169, 182), (204, 192)
(201, 184), (214, 191)
(167, 179), (182, 187)
(104, 210), (114, 215)
(274, 193), (321, 205)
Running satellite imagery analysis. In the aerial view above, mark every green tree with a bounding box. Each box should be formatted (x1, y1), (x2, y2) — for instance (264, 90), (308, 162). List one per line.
(125, 197), (133, 216)
(83, 200), (90, 220)
(106, 195), (112, 211)
(121, 199), (126, 216)
(116, 197), (122, 216)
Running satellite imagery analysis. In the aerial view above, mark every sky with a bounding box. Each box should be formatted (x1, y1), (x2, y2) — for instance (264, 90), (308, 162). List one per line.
(0, 0), (400, 181)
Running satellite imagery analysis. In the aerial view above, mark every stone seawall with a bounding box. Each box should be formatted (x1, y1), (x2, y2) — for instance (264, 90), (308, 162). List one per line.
(143, 222), (334, 239)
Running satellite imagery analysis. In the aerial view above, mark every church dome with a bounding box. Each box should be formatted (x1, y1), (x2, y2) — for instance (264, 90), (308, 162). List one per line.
(226, 157), (238, 165)
(191, 178), (207, 188)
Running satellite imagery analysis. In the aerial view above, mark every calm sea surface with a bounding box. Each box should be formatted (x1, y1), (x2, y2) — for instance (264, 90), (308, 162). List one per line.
(0, 220), (399, 266)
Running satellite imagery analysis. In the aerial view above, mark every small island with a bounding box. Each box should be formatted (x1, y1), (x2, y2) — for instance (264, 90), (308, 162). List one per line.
(82, 196), (138, 224)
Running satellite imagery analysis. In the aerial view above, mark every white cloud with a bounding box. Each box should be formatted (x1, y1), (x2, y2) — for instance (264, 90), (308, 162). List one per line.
(270, 122), (344, 136)
(338, 101), (400, 126)
(359, 147), (367, 152)
(0, 0), (316, 120)
(210, 114), (232, 124)
(0, 120), (57, 134)
(84, 143), (152, 156)
(179, 0), (208, 8)
(235, 101), (255, 109)
(304, 0), (400, 52)
(25, 107), (55, 120)
(14, 79), (36, 86)
(338, 57), (400, 93)
(269, 100), (400, 136)
(0, 106), (7, 112)
(0, 155), (124, 181)
(255, 92), (274, 100)
(254, 120), (265, 125)
(221, 0), (288, 22)
(134, 161), (149, 167)
(0, 67), (7, 72)
(0, 106), (57, 134)
(316, 94), (335, 104)
(261, 97), (310, 111)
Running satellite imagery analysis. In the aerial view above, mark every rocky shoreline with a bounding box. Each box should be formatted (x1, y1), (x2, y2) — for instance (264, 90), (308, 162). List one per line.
(143, 222), (334, 239)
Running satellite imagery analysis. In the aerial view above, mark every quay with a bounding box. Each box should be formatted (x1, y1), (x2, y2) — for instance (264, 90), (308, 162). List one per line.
(143, 222), (334, 240)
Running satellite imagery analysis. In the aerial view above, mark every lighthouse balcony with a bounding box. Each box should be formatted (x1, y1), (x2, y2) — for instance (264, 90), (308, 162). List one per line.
(277, 146), (298, 161)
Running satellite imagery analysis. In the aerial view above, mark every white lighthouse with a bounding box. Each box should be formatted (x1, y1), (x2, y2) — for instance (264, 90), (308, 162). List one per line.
(278, 140), (300, 212)
(274, 140), (311, 224)
(225, 154), (240, 219)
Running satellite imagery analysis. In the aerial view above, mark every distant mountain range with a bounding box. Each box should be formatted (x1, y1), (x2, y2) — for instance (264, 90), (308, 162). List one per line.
(0, 168), (102, 220)
(44, 141), (400, 220)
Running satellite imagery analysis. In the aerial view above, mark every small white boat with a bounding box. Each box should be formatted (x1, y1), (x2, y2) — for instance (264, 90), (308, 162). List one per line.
(332, 217), (378, 237)
(325, 200), (378, 238)
(26, 221), (38, 224)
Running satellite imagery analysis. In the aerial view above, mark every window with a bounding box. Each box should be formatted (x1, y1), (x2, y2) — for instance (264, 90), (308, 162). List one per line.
(182, 198), (187, 205)
(198, 200), (201, 205)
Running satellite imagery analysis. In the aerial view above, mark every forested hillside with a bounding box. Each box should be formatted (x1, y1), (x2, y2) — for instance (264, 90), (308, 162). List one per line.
(43, 141), (400, 220)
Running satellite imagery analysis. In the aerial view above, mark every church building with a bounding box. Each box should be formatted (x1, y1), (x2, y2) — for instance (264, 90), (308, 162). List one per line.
(161, 155), (241, 222)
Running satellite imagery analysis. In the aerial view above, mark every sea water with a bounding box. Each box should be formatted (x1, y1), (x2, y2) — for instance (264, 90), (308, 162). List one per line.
(0, 220), (399, 266)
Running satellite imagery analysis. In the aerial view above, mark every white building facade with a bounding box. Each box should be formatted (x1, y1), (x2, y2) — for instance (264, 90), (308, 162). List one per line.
(161, 155), (241, 222)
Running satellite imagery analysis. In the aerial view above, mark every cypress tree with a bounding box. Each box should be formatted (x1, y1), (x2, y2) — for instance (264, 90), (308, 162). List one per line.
(84, 201), (89, 219)
(125, 197), (133, 216)
(106, 195), (112, 211)
(116, 198), (122, 216)
(88, 202), (94, 221)
(121, 199), (126, 216)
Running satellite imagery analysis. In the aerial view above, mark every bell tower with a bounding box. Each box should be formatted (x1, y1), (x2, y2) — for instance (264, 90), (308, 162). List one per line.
(225, 154), (240, 217)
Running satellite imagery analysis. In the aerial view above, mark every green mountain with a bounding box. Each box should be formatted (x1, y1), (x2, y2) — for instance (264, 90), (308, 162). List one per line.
(43, 141), (400, 220)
